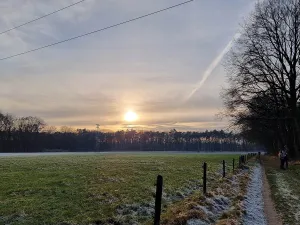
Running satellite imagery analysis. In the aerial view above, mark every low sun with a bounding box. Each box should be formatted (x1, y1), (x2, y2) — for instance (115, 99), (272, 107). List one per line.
(124, 111), (138, 122)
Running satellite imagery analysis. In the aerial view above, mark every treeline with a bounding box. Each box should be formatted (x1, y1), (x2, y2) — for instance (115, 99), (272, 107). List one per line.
(222, 0), (300, 158)
(0, 112), (258, 153)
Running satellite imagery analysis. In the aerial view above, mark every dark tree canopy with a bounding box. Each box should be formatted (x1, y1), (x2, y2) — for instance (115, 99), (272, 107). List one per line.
(223, 0), (300, 158)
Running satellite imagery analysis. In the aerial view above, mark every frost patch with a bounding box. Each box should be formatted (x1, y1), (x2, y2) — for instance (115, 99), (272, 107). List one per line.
(116, 202), (155, 217)
(186, 195), (231, 224)
(114, 179), (203, 224)
(160, 167), (251, 225)
(164, 179), (203, 203)
(275, 172), (300, 221)
(0, 211), (27, 224)
(242, 164), (267, 225)
(275, 173), (299, 200)
(113, 202), (155, 224)
(187, 219), (209, 225)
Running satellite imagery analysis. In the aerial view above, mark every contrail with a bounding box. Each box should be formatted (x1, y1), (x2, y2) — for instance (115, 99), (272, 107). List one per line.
(184, 33), (241, 101)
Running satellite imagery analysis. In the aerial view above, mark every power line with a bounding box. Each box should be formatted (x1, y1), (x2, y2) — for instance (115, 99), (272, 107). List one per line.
(0, 0), (88, 35)
(0, 0), (195, 61)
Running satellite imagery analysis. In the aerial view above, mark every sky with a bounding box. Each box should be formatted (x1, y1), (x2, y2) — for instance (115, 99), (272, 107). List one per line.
(0, 0), (255, 132)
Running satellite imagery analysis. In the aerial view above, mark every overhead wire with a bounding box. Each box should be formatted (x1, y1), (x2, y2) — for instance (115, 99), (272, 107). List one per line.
(0, 0), (88, 35)
(0, 0), (195, 61)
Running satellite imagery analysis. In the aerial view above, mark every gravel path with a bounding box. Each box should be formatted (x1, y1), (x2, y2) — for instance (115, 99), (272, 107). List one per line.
(242, 164), (267, 225)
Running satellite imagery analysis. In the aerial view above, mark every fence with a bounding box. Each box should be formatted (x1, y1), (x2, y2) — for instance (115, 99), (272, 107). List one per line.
(153, 152), (259, 224)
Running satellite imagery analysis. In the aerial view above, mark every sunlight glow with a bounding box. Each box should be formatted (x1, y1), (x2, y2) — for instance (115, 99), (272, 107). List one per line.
(124, 111), (138, 122)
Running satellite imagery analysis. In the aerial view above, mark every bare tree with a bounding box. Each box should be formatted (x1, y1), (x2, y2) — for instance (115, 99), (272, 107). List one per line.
(60, 126), (76, 133)
(15, 116), (46, 152)
(0, 113), (15, 152)
(43, 125), (57, 134)
(223, 0), (300, 157)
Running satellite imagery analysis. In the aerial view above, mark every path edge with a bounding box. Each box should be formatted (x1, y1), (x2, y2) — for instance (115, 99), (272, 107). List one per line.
(261, 165), (283, 225)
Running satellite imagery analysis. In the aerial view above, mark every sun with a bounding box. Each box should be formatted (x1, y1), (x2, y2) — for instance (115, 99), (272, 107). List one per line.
(124, 111), (138, 122)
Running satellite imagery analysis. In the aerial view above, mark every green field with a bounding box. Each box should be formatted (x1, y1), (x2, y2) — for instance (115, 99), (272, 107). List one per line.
(0, 153), (241, 225)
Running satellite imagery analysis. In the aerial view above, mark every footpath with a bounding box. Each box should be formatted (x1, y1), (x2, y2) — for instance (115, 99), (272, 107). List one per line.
(262, 166), (282, 225)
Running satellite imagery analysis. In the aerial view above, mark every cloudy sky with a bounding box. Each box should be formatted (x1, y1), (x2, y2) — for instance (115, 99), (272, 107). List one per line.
(0, 0), (255, 131)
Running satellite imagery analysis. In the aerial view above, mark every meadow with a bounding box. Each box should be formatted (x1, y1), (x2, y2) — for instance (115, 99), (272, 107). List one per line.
(0, 153), (241, 225)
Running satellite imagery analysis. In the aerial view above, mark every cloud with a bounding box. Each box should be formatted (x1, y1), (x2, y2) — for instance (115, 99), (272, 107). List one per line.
(0, 0), (254, 131)
(136, 95), (222, 114)
(0, 0), (96, 62)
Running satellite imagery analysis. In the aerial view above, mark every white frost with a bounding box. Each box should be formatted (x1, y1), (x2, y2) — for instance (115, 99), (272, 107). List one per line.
(242, 164), (267, 225)
(274, 172), (300, 221)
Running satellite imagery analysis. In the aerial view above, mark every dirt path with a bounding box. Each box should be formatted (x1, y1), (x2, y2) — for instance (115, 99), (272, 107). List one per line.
(262, 166), (282, 225)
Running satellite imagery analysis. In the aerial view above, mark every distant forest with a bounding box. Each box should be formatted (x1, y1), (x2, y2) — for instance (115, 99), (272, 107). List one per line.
(0, 112), (259, 153)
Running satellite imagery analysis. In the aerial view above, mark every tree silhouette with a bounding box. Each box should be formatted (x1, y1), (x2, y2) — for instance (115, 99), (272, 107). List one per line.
(223, 0), (300, 158)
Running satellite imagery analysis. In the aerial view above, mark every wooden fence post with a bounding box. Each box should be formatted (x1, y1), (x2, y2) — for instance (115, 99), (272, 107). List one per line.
(203, 162), (207, 194)
(222, 160), (225, 178)
(154, 175), (163, 225)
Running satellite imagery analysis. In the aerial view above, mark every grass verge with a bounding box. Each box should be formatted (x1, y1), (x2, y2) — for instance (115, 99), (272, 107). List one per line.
(159, 162), (253, 225)
(263, 156), (300, 225)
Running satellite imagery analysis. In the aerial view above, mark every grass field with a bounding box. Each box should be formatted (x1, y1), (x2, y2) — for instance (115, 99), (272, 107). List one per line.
(264, 156), (300, 225)
(0, 153), (242, 225)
